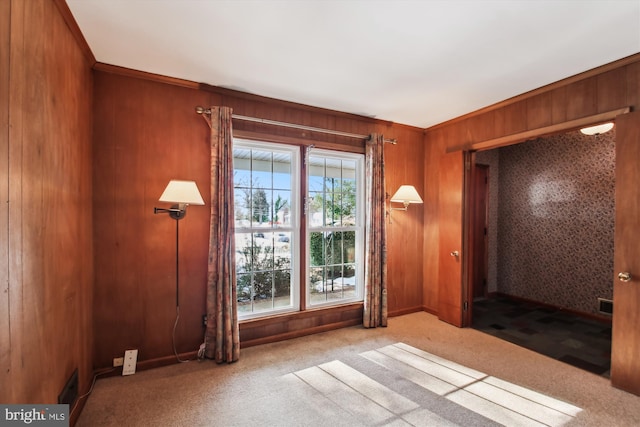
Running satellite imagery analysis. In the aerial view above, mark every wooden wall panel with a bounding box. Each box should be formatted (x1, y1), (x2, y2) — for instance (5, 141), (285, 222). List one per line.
(2, 0), (94, 414)
(626, 61), (640, 108)
(0, 0), (11, 396)
(92, 68), (425, 368)
(526, 92), (553, 130)
(423, 53), (640, 394)
(597, 67), (628, 113)
(385, 126), (425, 316)
(92, 73), (211, 369)
(422, 128), (444, 313)
(565, 78), (598, 121)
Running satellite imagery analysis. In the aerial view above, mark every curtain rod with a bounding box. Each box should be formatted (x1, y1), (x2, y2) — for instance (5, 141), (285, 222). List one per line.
(195, 106), (397, 144)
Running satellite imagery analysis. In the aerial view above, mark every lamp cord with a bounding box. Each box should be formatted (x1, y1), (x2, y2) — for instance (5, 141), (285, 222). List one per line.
(173, 219), (191, 363)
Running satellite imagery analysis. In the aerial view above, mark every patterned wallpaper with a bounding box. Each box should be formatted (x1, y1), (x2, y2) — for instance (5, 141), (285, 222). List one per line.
(493, 129), (615, 315)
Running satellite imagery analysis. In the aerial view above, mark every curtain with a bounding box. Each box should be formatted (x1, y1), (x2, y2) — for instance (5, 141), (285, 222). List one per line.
(204, 106), (240, 363)
(363, 133), (388, 328)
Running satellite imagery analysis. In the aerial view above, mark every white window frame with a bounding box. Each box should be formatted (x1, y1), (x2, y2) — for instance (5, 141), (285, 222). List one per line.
(233, 139), (365, 320)
(233, 139), (300, 320)
(306, 148), (365, 308)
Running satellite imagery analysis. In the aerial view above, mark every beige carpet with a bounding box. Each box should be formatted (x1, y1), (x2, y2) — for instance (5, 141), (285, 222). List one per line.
(77, 312), (640, 426)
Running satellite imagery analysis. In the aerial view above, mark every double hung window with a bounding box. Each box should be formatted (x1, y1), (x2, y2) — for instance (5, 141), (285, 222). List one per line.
(233, 139), (364, 319)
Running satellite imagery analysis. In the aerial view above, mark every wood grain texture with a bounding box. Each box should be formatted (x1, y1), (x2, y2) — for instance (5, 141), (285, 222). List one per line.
(0, 0), (11, 398)
(423, 55), (640, 395)
(611, 111), (640, 395)
(437, 151), (464, 327)
(429, 55), (639, 151)
(2, 0), (94, 411)
(92, 69), (424, 368)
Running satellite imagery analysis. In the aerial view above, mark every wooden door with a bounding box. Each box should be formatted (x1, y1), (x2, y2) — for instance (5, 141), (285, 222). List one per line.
(438, 151), (466, 327)
(611, 111), (640, 395)
(471, 164), (489, 299)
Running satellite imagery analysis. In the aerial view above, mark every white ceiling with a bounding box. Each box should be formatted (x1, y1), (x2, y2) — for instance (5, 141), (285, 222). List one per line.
(66, 0), (640, 128)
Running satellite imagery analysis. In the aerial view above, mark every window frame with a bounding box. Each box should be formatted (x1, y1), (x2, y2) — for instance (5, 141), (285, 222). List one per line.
(305, 148), (365, 308)
(232, 138), (365, 320)
(233, 139), (301, 320)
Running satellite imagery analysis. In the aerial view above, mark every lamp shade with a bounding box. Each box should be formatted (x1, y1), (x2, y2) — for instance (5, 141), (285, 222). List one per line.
(390, 185), (423, 204)
(159, 180), (205, 205)
(580, 122), (614, 136)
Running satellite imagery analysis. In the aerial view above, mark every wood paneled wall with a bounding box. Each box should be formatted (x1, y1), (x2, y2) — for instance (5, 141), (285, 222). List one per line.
(422, 54), (640, 312)
(92, 66), (425, 369)
(1, 0), (94, 417)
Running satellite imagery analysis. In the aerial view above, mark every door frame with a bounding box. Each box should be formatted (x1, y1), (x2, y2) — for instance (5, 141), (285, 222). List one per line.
(457, 110), (630, 330)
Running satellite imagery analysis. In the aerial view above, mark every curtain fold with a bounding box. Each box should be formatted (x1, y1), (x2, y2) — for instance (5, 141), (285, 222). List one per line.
(204, 106), (240, 363)
(363, 133), (388, 328)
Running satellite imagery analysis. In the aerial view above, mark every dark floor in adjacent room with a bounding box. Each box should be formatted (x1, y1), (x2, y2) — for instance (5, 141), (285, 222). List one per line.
(472, 296), (612, 377)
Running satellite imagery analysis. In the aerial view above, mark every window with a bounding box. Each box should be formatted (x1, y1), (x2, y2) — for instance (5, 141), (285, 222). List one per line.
(233, 141), (299, 317)
(233, 139), (364, 319)
(307, 150), (364, 306)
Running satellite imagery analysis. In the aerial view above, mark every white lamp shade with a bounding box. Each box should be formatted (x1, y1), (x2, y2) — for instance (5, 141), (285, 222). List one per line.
(159, 180), (205, 205)
(390, 185), (423, 204)
(580, 122), (614, 136)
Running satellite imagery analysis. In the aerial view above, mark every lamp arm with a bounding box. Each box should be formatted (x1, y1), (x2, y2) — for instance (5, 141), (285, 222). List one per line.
(154, 203), (188, 220)
(154, 207), (182, 214)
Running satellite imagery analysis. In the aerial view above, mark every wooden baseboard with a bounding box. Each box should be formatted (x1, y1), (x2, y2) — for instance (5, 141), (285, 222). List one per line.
(422, 305), (438, 316)
(388, 306), (424, 317)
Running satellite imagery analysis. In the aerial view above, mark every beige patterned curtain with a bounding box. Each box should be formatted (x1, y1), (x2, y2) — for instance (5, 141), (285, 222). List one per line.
(204, 106), (240, 362)
(363, 133), (388, 328)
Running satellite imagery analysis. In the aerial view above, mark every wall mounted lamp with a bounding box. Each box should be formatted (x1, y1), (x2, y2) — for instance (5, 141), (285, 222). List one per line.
(154, 180), (205, 219)
(153, 179), (204, 362)
(580, 122), (614, 136)
(388, 185), (423, 222)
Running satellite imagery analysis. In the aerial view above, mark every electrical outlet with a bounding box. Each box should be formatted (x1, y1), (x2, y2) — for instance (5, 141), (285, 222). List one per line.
(122, 349), (138, 376)
(202, 315), (207, 327)
(113, 357), (124, 367)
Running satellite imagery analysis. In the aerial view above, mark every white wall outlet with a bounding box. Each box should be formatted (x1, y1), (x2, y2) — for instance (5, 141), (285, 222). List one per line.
(122, 349), (138, 376)
(113, 357), (124, 367)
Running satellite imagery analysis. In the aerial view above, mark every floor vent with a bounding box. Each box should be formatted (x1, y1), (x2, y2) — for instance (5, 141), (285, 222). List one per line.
(598, 298), (613, 315)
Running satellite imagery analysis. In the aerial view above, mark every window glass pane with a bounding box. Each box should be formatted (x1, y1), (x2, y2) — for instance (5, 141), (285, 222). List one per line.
(307, 150), (363, 307)
(324, 191), (337, 226)
(308, 191), (324, 227)
(236, 273), (252, 314)
(309, 267), (326, 303)
(251, 188), (271, 226)
(273, 152), (292, 190)
(233, 140), (297, 318)
(233, 148), (252, 187)
(309, 232), (324, 267)
(308, 174), (324, 193)
(273, 269), (291, 308)
(340, 177), (357, 225)
(234, 189), (250, 228)
(343, 231), (356, 263)
(273, 190), (291, 226)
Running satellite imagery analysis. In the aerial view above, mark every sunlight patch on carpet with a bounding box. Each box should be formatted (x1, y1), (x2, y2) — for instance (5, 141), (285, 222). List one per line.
(363, 343), (582, 427)
(287, 342), (582, 427)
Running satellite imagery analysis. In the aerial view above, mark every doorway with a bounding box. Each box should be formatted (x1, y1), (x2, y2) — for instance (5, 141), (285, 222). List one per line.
(468, 128), (616, 376)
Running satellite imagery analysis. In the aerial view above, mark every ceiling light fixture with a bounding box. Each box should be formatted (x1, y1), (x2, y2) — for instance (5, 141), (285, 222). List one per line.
(580, 122), (614, 136)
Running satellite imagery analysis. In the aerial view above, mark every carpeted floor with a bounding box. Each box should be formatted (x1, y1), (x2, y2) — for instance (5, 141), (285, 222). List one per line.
(77, 311), (639, 426)
(472, 297), (612, 377)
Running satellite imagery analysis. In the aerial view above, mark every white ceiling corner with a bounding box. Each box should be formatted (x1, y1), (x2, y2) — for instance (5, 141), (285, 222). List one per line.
(66, 0), (640, 128)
